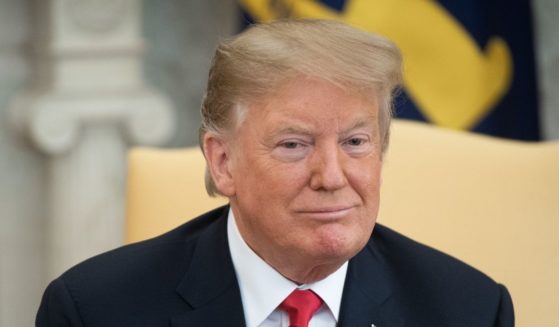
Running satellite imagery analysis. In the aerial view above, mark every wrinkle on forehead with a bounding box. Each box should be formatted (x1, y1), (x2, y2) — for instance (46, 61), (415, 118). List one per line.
(266, 113), (379, 139)
(239, 76), (380, 138)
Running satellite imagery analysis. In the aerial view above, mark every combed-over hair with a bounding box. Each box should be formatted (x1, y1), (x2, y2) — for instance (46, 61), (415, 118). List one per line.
(200, 19), (402, 196)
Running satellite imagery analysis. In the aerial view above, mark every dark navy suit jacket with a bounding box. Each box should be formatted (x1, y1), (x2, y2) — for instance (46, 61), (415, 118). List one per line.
(37, 206), (514, 326)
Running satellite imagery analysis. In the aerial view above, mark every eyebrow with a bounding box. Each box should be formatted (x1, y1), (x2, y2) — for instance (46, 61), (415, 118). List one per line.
(269, 116), (378, 139)
(345, 118), (375, 131)
(339, 117), (378, 137)
(270, 126), (314, 137)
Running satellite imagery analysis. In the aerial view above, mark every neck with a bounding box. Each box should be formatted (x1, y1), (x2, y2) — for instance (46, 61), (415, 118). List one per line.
(242, 233), (347, 284)
(272, 260), (345, 285)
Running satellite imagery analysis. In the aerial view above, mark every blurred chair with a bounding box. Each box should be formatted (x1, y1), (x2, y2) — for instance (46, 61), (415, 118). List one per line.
(125, 147), (227, 243)
(125, 119), (559, 326)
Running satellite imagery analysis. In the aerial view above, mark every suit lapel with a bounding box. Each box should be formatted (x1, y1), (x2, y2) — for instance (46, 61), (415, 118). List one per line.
(171, 208), (246, 326)
(338, 237), (405, 327)
(168, 210), (405, 327)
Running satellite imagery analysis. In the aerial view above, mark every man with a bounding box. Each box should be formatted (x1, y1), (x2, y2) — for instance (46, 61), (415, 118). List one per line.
(37, 19), (514, 326)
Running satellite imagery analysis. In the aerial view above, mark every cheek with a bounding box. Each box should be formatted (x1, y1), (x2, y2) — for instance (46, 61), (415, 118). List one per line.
(349, 160), (382, 197)
(232, 158), (310, 218)
(256, 162), (310, 195)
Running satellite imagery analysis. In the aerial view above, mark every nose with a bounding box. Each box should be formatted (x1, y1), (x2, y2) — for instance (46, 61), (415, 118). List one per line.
(309, 145), (348, 191)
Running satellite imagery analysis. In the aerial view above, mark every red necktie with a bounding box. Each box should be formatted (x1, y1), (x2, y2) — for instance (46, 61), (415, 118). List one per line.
(280, 289), (324, 327)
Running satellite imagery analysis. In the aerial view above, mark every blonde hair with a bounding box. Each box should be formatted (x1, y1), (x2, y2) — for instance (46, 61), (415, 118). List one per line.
(200, 19), (402, 196)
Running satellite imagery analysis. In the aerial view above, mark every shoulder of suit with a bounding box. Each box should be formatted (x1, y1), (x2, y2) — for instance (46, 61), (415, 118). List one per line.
(58, 205), (229, 286)
(371, 223), (501, 290)
(357, 225), (513, 323)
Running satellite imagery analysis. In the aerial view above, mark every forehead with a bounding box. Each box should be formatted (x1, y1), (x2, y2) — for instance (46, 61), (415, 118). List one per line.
(244, 78), (379, 131)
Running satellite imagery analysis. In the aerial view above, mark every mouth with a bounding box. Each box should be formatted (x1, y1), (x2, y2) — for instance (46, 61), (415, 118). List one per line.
(295, 206), (356, 220)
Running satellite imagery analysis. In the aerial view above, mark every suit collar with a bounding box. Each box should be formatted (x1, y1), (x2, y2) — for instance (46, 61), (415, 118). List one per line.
(172, 206), (246, 326)
(338, 229), (405, 327)
(169, 210), (402, 327)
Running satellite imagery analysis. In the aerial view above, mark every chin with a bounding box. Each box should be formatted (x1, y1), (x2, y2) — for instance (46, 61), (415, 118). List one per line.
(312, 229), (368, 263)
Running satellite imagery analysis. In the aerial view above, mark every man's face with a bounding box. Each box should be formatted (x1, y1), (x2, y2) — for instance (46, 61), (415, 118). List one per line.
(217, 77), (383, 281)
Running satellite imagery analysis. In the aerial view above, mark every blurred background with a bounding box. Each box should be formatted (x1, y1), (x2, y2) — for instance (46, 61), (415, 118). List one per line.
(1, 0), (558, 325)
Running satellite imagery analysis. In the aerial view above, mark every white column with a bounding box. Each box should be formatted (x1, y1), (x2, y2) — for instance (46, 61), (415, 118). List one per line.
(533, 0), (559, 140)
(10, 0), (174, 279)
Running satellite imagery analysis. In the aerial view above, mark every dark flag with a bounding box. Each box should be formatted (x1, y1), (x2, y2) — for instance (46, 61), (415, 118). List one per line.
(240, 0), (540, 140)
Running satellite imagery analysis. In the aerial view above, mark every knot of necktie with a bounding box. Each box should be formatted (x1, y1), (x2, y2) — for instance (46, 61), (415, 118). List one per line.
(280, 289), (323, 327)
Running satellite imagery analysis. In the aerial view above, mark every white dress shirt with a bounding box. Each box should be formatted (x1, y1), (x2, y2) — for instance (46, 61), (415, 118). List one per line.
(227, 210), (348, 327)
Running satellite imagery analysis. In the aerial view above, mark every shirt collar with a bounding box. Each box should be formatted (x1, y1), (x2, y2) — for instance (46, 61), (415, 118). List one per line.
(227, 209), (348, 327)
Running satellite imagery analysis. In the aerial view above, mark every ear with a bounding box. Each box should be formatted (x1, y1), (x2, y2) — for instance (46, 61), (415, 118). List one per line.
(203, 133), (236, 197)
(378, 158), (384, 186)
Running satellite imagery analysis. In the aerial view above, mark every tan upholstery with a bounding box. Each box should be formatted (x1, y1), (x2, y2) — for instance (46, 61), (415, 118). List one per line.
(380, 120), (559, 326)
(125, 119), (559, 326)
(125, 147), (227, 243)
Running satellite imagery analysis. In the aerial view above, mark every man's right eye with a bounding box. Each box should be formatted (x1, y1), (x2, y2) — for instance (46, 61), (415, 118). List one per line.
(280, 141), (301, 149)
(273, 140), (310, 161)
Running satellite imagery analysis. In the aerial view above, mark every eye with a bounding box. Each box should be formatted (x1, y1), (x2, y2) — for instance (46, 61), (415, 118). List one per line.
(346, 137), (365, 146)
(342, 134), (372, 155)
(343, 136), (369, 147)
(273, 139), (311, 161)
(280, 141), (302, 149)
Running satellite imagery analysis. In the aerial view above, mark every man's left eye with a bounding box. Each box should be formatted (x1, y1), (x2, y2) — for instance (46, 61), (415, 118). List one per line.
(345, 138), (366, 146)
(342, 136), (373, 155)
